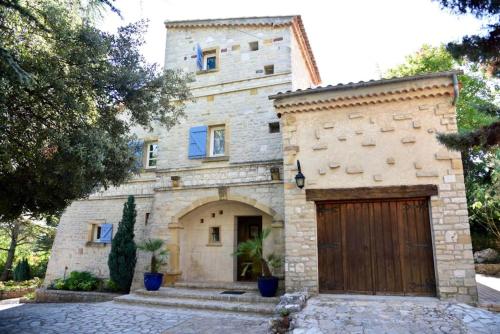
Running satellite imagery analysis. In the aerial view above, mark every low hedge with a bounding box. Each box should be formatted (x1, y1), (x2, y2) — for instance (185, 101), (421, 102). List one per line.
(49, 271), (121, 293)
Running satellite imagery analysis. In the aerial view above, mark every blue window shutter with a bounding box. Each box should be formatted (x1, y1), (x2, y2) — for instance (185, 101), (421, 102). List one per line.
(128, 139), (144, 169)
(188, 126), (207, 159)
(99, 224), (113, 243)
(196, 44), (203, 70)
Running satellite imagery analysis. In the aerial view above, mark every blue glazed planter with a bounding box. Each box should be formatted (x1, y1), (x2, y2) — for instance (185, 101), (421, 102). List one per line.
(143, 273), (163, 291)
(257, 276), (279, 297)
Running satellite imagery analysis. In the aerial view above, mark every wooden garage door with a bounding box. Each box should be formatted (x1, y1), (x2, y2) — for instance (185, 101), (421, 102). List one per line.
(317, 198), (436, 296)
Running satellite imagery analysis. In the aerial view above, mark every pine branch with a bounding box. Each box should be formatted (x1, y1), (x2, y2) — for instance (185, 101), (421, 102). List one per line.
(437, 121), (500, 151)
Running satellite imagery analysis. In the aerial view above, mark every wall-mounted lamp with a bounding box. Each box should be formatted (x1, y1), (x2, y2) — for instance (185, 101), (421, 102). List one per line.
(295, 160), (305, 189)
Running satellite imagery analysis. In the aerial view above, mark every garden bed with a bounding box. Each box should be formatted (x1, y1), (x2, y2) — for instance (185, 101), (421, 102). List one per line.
(0, 278), (42, 300)
(35, 288), (122, 303)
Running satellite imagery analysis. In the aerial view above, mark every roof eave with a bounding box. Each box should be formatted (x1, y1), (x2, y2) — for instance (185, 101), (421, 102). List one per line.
(269, 70), (463, 100)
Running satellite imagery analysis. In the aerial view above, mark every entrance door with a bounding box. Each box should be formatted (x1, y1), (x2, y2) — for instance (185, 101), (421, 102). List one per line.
(236, 216), (262, 281)
(317, 198), (435, 296)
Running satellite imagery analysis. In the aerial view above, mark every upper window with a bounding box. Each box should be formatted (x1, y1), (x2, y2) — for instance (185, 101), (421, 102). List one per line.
(147, 143), (158, 168)
(201, 49), (218, 71)
(249, 41), (259, 51)
(210, 126), (225, 157)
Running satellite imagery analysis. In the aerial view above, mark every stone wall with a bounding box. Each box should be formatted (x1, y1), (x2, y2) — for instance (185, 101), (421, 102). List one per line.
(45, 197), (153, 284)
(274, 74), (477, 303)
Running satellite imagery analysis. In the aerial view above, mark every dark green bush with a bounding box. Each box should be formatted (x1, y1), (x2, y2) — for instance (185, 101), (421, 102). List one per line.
(65, 271), (99, 291)
(50, 271), (99, 291)
(108, 196), (137, 293)
(30, 257), (49, 278)
(13, 258), (31, 281)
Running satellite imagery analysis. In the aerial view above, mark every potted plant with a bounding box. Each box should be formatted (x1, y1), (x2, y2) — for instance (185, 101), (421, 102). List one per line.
(279, 308), (291, 329)
(234, 228), (282, 297)
(137, 239), (169, 291)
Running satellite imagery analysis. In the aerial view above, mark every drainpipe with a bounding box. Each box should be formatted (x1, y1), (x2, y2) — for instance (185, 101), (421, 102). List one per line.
(452, 73), (459, 106)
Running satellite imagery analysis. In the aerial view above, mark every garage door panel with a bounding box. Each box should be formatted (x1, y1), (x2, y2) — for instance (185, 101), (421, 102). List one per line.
(371, 201), (403, 294)
(402, 200), (436, 295)
(317, 198), (435, 296)
(317, 204), (344, 291)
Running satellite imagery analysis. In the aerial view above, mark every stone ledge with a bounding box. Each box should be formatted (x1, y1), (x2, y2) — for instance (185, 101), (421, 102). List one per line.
(35, 288), (122, 303)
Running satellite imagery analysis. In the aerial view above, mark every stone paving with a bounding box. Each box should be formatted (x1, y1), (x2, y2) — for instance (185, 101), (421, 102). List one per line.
(0, 301), (270, 334)
(291, 295), (500, 334)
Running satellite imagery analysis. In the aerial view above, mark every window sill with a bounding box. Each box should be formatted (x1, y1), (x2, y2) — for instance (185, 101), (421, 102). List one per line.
(196, 69), (219, 75)
(202, 156), (229, 163)
(206, 242), (222, 247)
(85, 241), (108, 247)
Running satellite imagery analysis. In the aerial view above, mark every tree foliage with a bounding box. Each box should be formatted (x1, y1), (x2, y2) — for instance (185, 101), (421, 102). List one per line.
(0, 217), (41, 280)
(387, 44), (499, 249)
(434, 0), (499, 77)
(108, 196), (137, 292)
(0, 1), (192, 221)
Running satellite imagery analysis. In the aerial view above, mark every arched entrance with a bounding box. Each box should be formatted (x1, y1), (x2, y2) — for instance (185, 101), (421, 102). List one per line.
(172, 199), (281, 283)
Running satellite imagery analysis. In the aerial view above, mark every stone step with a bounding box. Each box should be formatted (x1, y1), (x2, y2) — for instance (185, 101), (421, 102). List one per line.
(135, 287), (279, 304)
(173, 281), (259, 292)
(114, 294), (276, 315)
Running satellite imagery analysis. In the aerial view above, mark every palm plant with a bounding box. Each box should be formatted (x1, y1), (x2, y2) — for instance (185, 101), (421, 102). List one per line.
(234, 228), (281, 277)
(137, 239), (169, 273)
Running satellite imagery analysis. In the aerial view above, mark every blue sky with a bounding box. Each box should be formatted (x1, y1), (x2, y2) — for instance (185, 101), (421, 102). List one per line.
(100, 0), (486, 85)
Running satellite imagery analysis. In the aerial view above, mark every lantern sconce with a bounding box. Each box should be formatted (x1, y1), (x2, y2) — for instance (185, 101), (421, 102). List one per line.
(295, 160), (305, 189)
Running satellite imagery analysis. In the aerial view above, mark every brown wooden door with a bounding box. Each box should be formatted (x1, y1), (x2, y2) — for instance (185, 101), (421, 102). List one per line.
(237, 216), (262, 281)
(317, 198), (435, 296)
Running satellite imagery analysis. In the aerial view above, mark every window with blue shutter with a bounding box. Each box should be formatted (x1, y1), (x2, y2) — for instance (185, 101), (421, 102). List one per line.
(99, 223), (113, 243)
(128, 139), (144, 169)
(188, 126), (207, 159)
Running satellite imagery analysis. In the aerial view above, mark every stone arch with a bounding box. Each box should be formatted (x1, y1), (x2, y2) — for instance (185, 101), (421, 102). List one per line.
(171, 194), (282, 225)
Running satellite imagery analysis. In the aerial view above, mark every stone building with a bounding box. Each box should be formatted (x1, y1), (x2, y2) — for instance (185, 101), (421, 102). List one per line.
(45, 15), (477, 303)
(45, 15), (320, 290)
(270, 71), (477, 303)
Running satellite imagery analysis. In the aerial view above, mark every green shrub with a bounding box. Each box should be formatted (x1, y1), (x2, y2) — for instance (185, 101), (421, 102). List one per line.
(103, 279), (120, 292)
(51, 278), (67, 290)
(64, 271), (99, 291)
(13, 258), (31, 281)
(30, 256), (49, 278)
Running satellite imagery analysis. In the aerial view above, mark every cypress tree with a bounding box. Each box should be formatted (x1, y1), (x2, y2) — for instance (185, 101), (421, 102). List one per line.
(13, 258), (31, 281)
(108, 195), (137, 292)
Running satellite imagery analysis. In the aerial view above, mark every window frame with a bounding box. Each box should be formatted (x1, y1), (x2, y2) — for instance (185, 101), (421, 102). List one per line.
(264, 64), (274, 75)
(209, 125), (225, 157)
(208, 226), (222, 245)
(197, 48), (219, 73)
(146, 142), (158, 168)
(249, 41), (259, 51)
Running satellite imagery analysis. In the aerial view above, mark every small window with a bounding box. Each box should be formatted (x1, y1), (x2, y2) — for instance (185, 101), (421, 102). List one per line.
(145, 213), (150, 225)
(264, 65), (274, 75)
(209, 226), (221, 244)
(206, 55), (216, 70)
(88, 222), (113, 244)
(95, 225), (102, 241)
(269, 122), (280, 133)
(209, 126), (225, 157)
(249, 41), (259, 51)
(147, 143), (158, 168)
(202, 49), (218, 71)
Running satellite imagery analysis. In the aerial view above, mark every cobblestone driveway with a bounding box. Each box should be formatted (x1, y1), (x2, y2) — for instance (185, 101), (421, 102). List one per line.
(0, 302), (269, 334)
(291, 295), (500, 334)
